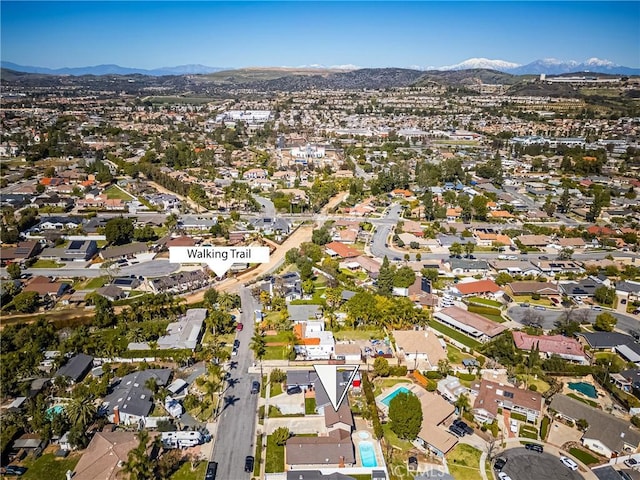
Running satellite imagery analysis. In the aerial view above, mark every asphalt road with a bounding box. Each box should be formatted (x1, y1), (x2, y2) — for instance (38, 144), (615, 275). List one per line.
(253, 194), (276, 218)
(500, 448), (585, 480)
(210, 286), (260, 480)
(507, 306), (640, 334)
(369, 204), (406, 260)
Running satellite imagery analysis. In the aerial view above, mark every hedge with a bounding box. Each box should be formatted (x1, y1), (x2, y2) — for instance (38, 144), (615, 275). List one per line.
(455, 372), (476, 381)
(510, 412), (528, 422)
(425, 371), (443, 380)
(362, 373), (383, 439)
(118, 348), (193, 360)
(389, 365), (408, 376)
(540, 416), (550, 440)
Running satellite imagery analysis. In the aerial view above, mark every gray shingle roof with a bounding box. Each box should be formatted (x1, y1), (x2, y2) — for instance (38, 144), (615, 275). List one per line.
(55, 353), (94, 383)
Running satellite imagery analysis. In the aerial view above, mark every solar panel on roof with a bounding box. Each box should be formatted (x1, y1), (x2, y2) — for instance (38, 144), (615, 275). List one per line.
(69, 241), (83, 250)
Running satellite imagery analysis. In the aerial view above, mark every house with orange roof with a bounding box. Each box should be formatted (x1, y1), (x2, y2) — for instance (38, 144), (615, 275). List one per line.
(392, 189), (413, 198)
(293, 321), (335, 360)
(325, 242), (360, 259)
(451, 279), (501, 297)
(446, 207), (462, 222)
(487, 210), (515, 219)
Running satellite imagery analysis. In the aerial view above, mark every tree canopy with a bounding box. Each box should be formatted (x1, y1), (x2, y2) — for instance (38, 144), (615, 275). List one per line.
(388, 391), (423, 440)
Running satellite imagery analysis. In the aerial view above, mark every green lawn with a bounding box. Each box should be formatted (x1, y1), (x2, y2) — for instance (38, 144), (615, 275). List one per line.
(333, 328), (386, 341)
(382, 423), (414, 451)
(519, 374), (550, 394)
(569, 447), (599, 465)
(253, 433), (263, 476)
(594, 352), (628, 372)
(169, 460), (207, 480)
(264, 330), (293, 343)
(477, 313), (506, 323)
(270, 382), (283, 397)
(512, 295), (553, 307)
(22, 453), (81, 480)
(305, 397), (316, 414)
(263, 345), (289, 360)
(446, 344), (476, 365)
(84, 276), (109, 289)
(104, 185), (134, 200)
(429, 320), (481, 349)
(467, 297), (503, 308)
(373, 378), (411, 397)
(519, 425), (538, 439)
(265, 435), (285, 473)
(31, 259), (64, 268)
(447, 444), (483, 480)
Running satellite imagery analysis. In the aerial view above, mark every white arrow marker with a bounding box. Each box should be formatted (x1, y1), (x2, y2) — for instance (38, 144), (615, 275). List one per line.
(313, 364), (359, 411)
(169, 246), (270, 277)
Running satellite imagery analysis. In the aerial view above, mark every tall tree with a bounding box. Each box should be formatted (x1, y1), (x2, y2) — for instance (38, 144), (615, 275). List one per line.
(558, 187), (571, 214)
(377, 256), (394, 297)
(388, 391), (423, 440)
(122, 430), (155, 480)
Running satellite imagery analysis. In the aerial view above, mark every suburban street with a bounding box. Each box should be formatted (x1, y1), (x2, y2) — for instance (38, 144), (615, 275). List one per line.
(210, 286), (260, 479)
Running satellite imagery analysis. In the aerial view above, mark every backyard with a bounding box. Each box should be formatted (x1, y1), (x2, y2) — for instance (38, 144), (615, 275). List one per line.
(446, 344), (476, 365)
(429, 320), (481, 349)
(104, 185), (135, 201)
(169, 461), (208, 480)
(21, 452), (81, 480)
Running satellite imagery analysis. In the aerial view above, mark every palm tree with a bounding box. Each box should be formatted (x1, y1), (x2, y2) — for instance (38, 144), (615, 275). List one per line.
(454, 393), (470, 414)
(218, 292), (234, 312)
(66, 396), (97, 428)
(250, 330), (267, 379)
(122, 430), (154, 480)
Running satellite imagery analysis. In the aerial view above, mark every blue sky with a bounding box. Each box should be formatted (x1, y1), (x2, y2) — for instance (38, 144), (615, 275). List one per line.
(2, 1), (639, 69)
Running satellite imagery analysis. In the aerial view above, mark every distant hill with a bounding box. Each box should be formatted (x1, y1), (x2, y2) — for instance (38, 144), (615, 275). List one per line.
(414, 69), (523, 87)
(0, 61), (226, 76)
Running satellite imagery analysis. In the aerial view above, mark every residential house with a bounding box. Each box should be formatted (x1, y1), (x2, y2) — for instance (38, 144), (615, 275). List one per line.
(34, 216), (84, 231)
(561, 276), (606, 300)
(578, 332), (636, 351)
(148, 269), (211, 294)
(293, 321), (335, 360)
(40, 240), (98, 262)
(512, 332), (588, 364)
(96, 285), (126, 302)
(102, 369), (172, 426)
(516, 235), (551, 248)
(392, 329), (447, 371)
(537, 260), (584, 275)
(178, 215), (217, 231)
(616, 281), (640, 303)
(325, 242), (361, 260)
(55, 353), (94, 384)
(470, 379), (543, 424)
(250, 217), (292, 235)
(285, 428), (355, 468)
(334, 343), (362, 363)
(508, 281), (560, 296)
(549, 394), (640, 458)
(0, 240), (41, 266)
(448, 259), (489, 276)
(72, 431), (157, 480)
(451, 279), (501, 298)
(489, 260), (540, 276)
(416, 390), (458, 457)
(437, 376), (469, 403)
(433, 307), (506, 343)
(23, 276), (70, 299)
(100, 242), (148, 261)
(128, 309), (207, 351)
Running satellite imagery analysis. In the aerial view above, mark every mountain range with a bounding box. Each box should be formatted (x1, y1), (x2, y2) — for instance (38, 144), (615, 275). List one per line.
(2, 57), (639, 77)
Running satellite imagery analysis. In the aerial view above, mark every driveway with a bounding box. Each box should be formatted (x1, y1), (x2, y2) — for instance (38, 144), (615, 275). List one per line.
(269, 391), (305, 415)
(547, 420), (583, 448)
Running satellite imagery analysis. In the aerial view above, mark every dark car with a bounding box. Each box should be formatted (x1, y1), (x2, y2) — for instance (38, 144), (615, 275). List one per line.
(251, 381), (260, 394)
(287, 385), (302, 395)
(233, 339), (240, 348)
(244, 456), (255, 473)
(205, 461), (218, 480)
(3, 466), (27, 476)
(525, 443), (544, 453)
(494, 458), (507, 471)
(453, 419), (474, 435)
(448, 424), (466, 437)
(408, 456), (418, 470)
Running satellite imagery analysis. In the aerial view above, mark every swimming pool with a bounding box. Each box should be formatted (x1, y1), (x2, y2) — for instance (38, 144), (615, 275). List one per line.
(359, 441), (378, 467)
(568, 382), (598, 399)
(380, 386), (411, 407)
(46, 405), (64, 418)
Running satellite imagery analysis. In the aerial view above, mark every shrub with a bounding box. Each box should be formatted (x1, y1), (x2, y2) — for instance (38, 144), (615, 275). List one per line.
(389, 365), (408, 376)
(425, 380), (437, 392)
(531, 293), (541, 300)
(528, 384), (538, 391)
(632, 415), (640, 428)
(456, 372), (476, 381)
(425, 371), (443, 379)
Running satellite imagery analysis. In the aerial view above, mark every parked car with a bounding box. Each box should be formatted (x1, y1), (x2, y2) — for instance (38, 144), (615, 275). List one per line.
(510, 419), (518, 433)
(408, 456), (418, 470)
(624, 457), (639, 469)
(231, 347), (238, 356)
(236, 322), (244, 331)
(251, 381), (260, 394)
(520, 303), (530, 307)
(2, 466), (27, 476)
(244, 456), (254, 473)
(498, 473), (512, 480)
(205, 461), (218, 480)
(494, 458), (507, 471)
(453, 419), (474, 435)
(287, 386), (302, 395)
(560, 456), (578, 471)
(591, 306), (602, 311)
(448, 424), (466, 437)
(233, 339), (240, 348)
(533, 305), (546, 311)
(525, 443), (544, 453)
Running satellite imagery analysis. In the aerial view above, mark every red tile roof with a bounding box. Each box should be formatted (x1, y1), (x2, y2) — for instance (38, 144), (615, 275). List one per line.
(325, 242), (360, 259)
(512, 331), (586, 358)
(454, 279), (501, 296)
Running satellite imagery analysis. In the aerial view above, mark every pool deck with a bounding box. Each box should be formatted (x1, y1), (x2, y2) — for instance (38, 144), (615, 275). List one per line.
(352, 429), (384, 469)
(375, 383), (423, 413)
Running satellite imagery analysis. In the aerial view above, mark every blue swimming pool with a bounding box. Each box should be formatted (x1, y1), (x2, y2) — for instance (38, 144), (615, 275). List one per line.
(381, 386), (411, 406)
(46, 405), (64, 418)
(568, 382), (598, 399)
(359, 441), (378, 467)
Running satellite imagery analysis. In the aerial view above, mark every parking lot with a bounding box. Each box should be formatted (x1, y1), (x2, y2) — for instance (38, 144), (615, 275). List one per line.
(499, 448), (585, 480)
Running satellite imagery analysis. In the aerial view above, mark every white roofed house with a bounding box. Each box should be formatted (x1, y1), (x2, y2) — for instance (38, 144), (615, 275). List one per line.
(392, 329), (447, 371)
(128, 308), (207, 351)
(293, 321), (335, 360)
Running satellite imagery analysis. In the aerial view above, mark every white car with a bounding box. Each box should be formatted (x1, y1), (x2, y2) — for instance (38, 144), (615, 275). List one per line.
(498, 473), (513, 480)
(560, 456), (578, 471)
(510, 419), (518, 433)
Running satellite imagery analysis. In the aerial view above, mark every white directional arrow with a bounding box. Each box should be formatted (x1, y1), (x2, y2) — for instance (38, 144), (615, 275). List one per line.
(313, 364), (359, 411)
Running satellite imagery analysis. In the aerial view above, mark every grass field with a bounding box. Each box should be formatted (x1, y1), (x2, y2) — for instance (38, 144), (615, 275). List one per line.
(567, 392), (599, 408)
(519, 424), (538, 440)
(447, 444), (483, 480)
(253, 433), (263, 476)
(270, 381), (283, 397)
(169, 460), (208, 480)
(467, 297), (503, 308)
(334, 328), (386, 341)
(31, 259), (64, 268)
(382, 423), (414, 451)
(265, 435), (285, 473)
(305, 397), (316, 415)
(476, 312), (506, 323)
(429, 320), (481, 349)
(22, 453), (81, 480)
(519, 374), (551, 394)
(84, 276), (109, 289)
(446, 344), (476, 365)
(372, 377), (411, 397)
(569, 447), (599, 465)
(104, 185), (134, 200)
